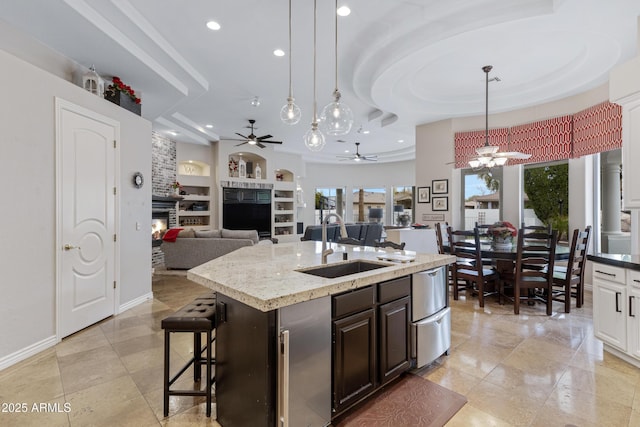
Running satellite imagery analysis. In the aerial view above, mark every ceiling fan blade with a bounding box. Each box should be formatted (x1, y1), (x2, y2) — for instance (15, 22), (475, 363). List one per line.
(257, 142), (266, 148)
(256, 134), (273, 140)
(235, 132), (249, 139)
(260, 140), (282, 144)
(235, 141), (249, 147)
(494, 151), (532, 159)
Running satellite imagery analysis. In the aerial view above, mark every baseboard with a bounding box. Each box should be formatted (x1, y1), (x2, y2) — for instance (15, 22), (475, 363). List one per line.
(118, 291), (154, 313)
(0, 335), (57, 372)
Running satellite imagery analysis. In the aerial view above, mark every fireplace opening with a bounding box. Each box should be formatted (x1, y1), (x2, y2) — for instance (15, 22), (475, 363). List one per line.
(152, 211), (170, 246)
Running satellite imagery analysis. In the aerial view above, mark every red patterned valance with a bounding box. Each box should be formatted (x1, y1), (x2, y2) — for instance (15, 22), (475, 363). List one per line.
(509, 115), (573, 165)
(573, 101), (622, 157)
(453, 128), (509, 168)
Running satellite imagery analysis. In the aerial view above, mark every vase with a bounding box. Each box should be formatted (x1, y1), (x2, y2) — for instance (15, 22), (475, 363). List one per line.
(174, 187), (180, 196)
(492, 238), (513, 251)
(104, 90), (142, 116)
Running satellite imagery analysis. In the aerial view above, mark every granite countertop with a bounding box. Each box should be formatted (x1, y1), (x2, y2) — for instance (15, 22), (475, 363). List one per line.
(588, 253), (640, 271)
(187, 241), (455, 312)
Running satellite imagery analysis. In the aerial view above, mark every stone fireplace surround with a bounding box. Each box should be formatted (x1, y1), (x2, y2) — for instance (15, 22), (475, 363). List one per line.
(151, 132), (177, 267)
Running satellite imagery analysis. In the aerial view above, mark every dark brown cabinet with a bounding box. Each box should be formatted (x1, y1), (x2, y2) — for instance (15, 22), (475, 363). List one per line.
(332, 308), (376, 413)
(331, 276), (411, 418)
(379, 296), (411, 385)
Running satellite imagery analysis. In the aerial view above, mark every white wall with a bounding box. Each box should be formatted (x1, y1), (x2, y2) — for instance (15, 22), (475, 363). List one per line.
(0, 48), (151, 367)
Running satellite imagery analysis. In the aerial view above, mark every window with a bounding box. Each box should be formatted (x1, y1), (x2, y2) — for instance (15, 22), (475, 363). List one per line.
(353, 187), (386, 223)
(523, 161), (569, 242)
(462, 168), (502, 230)
(314, 188), (346, 224)
(393, 186), (413, 226)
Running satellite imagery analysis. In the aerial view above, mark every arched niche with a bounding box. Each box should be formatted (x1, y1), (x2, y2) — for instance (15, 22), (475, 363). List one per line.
(228, 152), (266, 179)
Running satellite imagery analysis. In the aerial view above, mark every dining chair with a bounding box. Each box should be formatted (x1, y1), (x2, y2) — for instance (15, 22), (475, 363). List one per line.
(551, 226), (591, 312)
(374, 240), (406, 250)
(447, 226), (499, 306)
(501, 228), (558, 315)
(521, 222), (552, 233)
(435, 222), (448, 254)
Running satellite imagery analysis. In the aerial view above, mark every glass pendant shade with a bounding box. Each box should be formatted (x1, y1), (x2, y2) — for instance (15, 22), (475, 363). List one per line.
(476, 145), (499, 156)
(320, 96), (353, 136)
(304, 123), (325, 151)
(468, 159), (481, 168)
(494, 157), (508, 166)
(280, 98), (301, 125)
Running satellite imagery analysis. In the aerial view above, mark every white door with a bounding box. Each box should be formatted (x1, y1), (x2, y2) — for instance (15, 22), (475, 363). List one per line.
(57, 99), (118, 338)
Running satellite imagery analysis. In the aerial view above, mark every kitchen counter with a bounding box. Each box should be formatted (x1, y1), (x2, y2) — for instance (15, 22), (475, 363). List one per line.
(588, 253), (640, 271)
(188, 240), (454, 311)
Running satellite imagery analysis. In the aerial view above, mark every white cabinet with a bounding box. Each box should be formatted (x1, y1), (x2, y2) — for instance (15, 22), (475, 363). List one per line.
(593, 262), (640, 367)
(619, 94), (640, 209)
(627, 270), (640, 359)
(593, 265), (626, 351)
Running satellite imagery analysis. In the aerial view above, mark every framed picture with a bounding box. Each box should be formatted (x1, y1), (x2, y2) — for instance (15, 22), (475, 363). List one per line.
(432, 196), (448, 211)
(432, 179), (448, 194)
(417, 187), (431, 203)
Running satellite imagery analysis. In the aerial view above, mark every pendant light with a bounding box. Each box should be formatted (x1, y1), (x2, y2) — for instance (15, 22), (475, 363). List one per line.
(320, 0), (353, 136)
(304, 0), (325, 151)
(279, 0), (301, 125)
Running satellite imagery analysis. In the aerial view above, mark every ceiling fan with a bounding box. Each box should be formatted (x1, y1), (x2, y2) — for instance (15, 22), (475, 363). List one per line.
(467, 65), (531, 169)
(225, 119), (282, 148)
(337, 142), (378, 162)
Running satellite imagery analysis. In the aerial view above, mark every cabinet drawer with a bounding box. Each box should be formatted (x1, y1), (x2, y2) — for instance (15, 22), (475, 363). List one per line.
(628, 269), (640, 288)
(593, 263), (626, 284)
(333, 286), (375, 319)
(378, 276), (411, 304)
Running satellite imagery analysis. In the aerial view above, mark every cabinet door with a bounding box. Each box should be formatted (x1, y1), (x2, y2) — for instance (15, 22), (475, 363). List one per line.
(622, 96), (640, 209)
(628, 287), (640, 360)
(333, 309), (376, 414)
(379, 296), (411, 385)
(593, 278), (627, 351)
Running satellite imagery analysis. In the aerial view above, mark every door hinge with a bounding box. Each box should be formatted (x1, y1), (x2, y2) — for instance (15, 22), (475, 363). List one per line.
(113, 234), (117, 242)
(113, 140), (116, 148)
(113, 281), (117, 289)
(113, 187), (117, 195)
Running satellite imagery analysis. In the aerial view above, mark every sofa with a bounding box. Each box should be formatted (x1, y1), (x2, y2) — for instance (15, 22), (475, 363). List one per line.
(162, 228), (259, 269)
(300, 223), (383, 247)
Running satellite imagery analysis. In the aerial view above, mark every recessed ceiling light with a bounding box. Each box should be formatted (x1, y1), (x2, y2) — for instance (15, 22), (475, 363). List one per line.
(206, 21), (221, 31)
(205, 124), (213, 128)
(397, 139), (404, 143)
(345, 149), (350, 153)
(273, 49), (285, 57)
(337, 6), (351, 16)
(168, 131), (178, 136)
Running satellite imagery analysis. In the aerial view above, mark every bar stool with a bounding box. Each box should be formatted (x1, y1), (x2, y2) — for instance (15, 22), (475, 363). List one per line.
(161, 293), (216, 417)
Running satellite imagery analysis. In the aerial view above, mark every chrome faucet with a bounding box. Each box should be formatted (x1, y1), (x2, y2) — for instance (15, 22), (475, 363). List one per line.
(321, 213), (348, 264)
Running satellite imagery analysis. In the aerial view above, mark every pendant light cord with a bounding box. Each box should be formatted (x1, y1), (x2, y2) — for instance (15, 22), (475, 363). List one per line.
(312, 0), (318, 122)
(484, 65), (491, 147)
(334, 0), (338, 93)
(287, 0), (293, 99)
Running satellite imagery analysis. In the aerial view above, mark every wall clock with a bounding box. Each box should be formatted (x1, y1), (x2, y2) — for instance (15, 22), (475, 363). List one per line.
(133, 172), (144, 188)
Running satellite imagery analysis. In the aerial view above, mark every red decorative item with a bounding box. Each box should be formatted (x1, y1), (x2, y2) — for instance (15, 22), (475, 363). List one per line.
(104, 76), (142, 115)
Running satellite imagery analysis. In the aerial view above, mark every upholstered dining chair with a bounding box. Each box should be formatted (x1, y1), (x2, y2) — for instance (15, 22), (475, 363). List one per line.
(447, 226), (499, 306)
(551, 226), (591, 312)
(501, 227), (558, 315)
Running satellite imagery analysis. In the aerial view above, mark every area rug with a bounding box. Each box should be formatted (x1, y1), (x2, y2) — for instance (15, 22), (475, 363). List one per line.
(333, 373), (467, 427)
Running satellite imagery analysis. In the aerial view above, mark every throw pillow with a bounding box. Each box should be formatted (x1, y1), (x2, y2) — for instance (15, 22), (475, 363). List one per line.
(195, 230), (222, 238)
(162, 228), (183, 242)
(177, 228), (196, 238)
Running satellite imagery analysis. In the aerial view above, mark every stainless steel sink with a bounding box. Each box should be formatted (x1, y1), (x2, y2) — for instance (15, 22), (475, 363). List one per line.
(297, 260), (390, 278)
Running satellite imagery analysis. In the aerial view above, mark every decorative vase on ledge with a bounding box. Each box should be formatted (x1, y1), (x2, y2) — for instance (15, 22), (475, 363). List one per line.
(104, 90), (141, 116)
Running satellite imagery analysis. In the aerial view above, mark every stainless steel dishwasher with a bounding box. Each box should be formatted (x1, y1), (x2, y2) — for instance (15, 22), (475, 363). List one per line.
(411, 267), (451, 368)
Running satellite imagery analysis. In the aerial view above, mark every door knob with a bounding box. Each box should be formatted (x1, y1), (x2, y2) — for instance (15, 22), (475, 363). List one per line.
(64, 244), (80, 251)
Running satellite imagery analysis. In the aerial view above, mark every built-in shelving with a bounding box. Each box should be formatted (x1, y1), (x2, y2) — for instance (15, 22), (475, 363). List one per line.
(177, 161), (212, 230)
(273, 185), (295, 237)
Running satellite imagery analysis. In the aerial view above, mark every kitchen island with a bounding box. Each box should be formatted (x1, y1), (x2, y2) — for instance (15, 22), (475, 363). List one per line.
(188, 241), (454, 426)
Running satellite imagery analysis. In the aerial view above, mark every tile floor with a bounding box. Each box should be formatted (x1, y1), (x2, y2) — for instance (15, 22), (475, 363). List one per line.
(1, 273), (639, 426)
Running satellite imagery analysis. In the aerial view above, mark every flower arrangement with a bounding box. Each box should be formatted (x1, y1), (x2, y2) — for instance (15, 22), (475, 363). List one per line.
(106, 76), (141, 104)
(228, 158), (238, 176)
(172, 182), (182, 189)
(486, 221), (517, 242)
